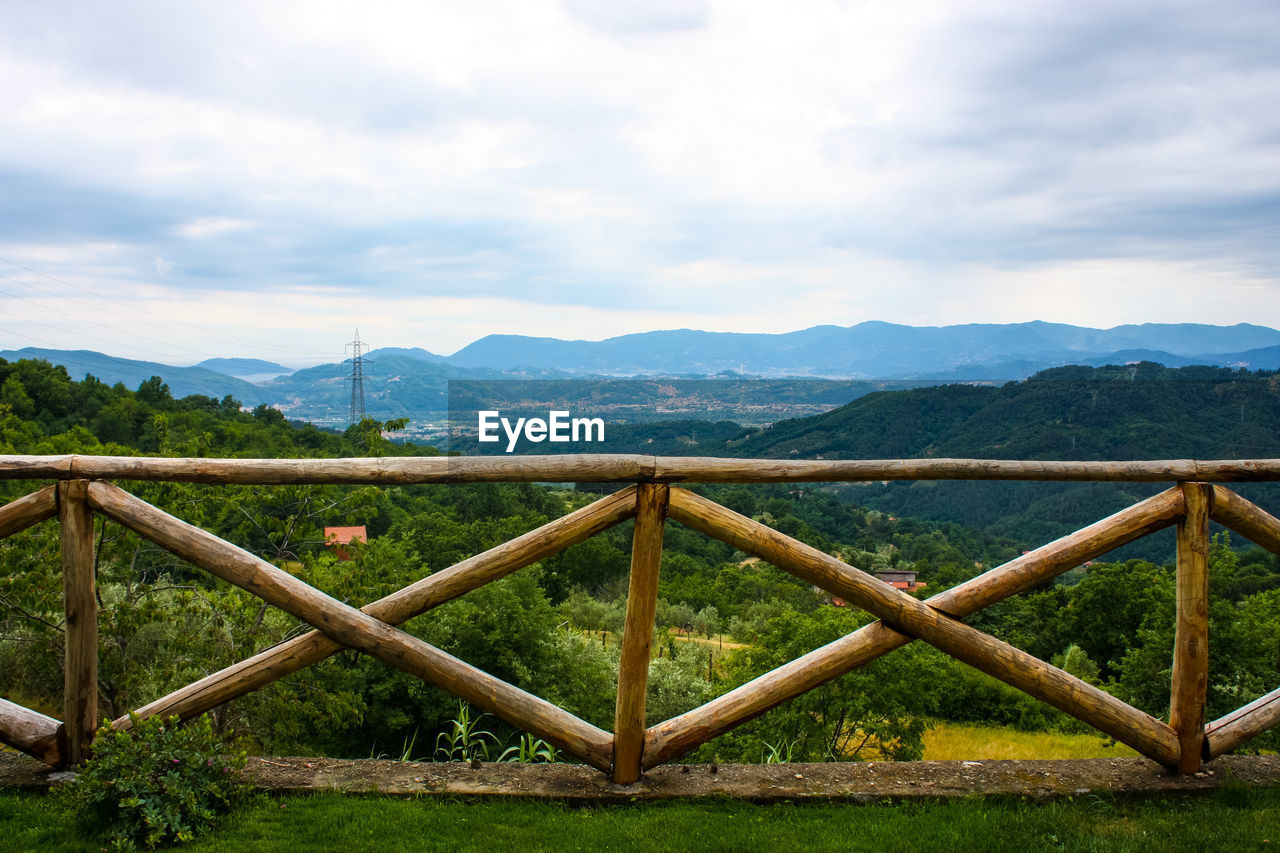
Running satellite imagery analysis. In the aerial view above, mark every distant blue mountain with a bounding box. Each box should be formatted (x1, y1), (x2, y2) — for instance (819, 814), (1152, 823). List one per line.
(445, 321), (1280, 377)
(1205, 344), (1280, 371)
(365, 347), (447, 363)
(195, 357), (293, 377)
(1, 348), (269, 404)
(8, 322), (1279, 428)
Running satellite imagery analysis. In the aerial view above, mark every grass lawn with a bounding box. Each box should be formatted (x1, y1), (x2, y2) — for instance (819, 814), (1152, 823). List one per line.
(3, 785), (1279, 852)
(923, 722), (1139, 761)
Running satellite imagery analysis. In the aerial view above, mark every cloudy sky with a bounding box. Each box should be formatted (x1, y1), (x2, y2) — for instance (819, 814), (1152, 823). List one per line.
(1, 0), (1278, 366)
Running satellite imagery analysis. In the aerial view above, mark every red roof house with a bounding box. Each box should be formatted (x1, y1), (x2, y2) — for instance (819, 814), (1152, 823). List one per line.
(324, 525), (367, 561)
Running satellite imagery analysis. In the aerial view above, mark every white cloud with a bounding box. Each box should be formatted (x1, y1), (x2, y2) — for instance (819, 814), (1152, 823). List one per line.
(0, 0), (1277, 363)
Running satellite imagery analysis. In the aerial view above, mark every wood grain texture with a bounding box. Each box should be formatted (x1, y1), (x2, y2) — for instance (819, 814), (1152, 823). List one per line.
(663, 487), (1181, 768)
(1170, 483), (1211, 772)
(58, 479), (97, 766)
(1206, 687), (1280, 758)
(646, 487), (1185, 767)
(0, 485), (57, 538)
(1, 454), (1280, 484)
(612, 484), (668, 784)
(86, 481), (614, 771)
(1211, 485), (1280, 557)
(113, 486), (637, 730)
(0, 698), (61, 765)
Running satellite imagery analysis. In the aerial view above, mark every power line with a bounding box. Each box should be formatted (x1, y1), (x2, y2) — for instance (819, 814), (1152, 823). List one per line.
(0, 253), (332, 359)
(0, 323), (78, 350)
(0, 302), (191, 355)
(0, 269), (319, 359)
(0, 278), (217, 361)
(0, 205), (313, 355)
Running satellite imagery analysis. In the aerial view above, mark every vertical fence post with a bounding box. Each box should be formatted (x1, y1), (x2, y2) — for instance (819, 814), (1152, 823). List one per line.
(1170, 481), (1210, 773)
(58, 479), (97, 766)
(612, 483), (668, 784)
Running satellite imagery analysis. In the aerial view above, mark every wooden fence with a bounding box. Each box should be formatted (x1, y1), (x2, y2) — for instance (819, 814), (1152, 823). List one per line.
(2, 454), (1280, 783)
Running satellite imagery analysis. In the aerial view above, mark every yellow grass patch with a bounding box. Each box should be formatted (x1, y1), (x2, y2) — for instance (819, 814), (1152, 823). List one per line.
(923, 722), (1138, 761)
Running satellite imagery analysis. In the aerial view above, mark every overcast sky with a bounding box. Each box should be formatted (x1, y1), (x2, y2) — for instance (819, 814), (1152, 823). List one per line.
(1, 0), (1278, 366)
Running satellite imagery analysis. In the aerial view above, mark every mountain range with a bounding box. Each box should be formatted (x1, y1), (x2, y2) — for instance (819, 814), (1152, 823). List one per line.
(0, 348), (273, 406)
(433, 321), (1280, 377)
(6, 321), (1280, 427)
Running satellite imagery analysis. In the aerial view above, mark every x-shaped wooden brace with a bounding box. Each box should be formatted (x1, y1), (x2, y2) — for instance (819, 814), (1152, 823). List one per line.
(7, 477), (1280, 779)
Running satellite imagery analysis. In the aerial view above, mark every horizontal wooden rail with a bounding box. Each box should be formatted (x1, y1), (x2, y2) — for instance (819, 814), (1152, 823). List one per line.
(665, 487), (1181, 767)
(3, 454), (1280, 484)
(86, 481), (614, 771)
(646, 486), (1185, 767)
(114, 486), (638, 730)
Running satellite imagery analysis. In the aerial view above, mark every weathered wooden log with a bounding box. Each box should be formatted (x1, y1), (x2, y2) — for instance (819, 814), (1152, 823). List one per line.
(0, 485), (57, 538)
(646, 487), (1185, 767)
(86, 481), (614, 771)
(0, 455), (74, 479)
(0, 454), (654, 484)
(612, 484), (668, 784)
(2, 454), (1280, 484)
(663, 487), (1181, 767)
(58, 480), (97, 766)
(0, 698), (61, 765)
(1206, 686), (1280, 758)
(114, 486), (637, 729)
(1170, 483), (1211, 773)
(1211, 485), (1280, 557)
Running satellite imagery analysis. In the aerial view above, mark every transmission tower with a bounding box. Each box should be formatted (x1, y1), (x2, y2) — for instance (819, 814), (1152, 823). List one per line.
(345, 329), (368, 426)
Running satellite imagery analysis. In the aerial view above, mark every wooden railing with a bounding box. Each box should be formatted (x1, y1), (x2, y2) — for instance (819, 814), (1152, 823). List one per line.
(2, 454), (1280, 783)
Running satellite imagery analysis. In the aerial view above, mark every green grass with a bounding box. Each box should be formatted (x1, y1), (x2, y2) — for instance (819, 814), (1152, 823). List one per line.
(4, 786), (1280, 852)
(923, 722), (1139, 761)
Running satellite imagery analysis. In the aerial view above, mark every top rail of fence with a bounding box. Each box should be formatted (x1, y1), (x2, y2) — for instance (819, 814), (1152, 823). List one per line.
(1, 454), (1280, 485)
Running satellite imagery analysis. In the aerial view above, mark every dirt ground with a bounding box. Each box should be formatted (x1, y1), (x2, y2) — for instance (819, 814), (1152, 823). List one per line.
(5, 750), (1280, 801)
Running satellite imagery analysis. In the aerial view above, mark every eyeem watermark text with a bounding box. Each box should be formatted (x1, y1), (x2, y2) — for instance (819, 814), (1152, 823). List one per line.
(477, 410), (605, 453)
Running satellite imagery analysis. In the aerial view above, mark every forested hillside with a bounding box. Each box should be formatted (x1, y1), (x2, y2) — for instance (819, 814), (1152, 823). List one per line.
(728, 363), (1280, 548)
(737, 363), (1280, 459)
(2, 356), (1279, 766)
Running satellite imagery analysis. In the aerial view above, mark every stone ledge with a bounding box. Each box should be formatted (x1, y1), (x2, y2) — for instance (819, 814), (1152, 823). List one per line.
(6, 751), (1279, 800)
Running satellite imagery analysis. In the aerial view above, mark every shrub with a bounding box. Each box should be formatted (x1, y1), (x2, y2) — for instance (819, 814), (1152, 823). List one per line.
(61, 713), (250, 851)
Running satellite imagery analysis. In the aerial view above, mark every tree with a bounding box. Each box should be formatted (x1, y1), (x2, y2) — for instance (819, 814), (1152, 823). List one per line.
(345, 416), (410, 457)
(713, 606), (935, 762)
(136, 375), (172, 405)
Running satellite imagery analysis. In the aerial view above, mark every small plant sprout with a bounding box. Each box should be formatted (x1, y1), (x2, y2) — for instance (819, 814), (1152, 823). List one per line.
(434, 701), (500, 762)
(499, 732), (560, 764)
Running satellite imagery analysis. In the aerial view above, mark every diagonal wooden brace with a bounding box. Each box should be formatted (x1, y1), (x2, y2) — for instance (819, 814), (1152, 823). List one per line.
(663, 487), (1180, 768)
(86, 480), (614, 771)
(647, 486), (1185, 767)
(110, 486), (637, 731)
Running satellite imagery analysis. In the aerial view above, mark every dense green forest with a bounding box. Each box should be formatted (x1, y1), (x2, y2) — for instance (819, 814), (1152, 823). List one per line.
(464, 363), (1280, 557)
(2, 357), (1279, 766)
(733, 363), (1280, 549)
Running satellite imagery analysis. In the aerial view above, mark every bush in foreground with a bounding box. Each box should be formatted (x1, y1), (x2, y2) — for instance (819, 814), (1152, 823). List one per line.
(60, 713), (250, 851)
